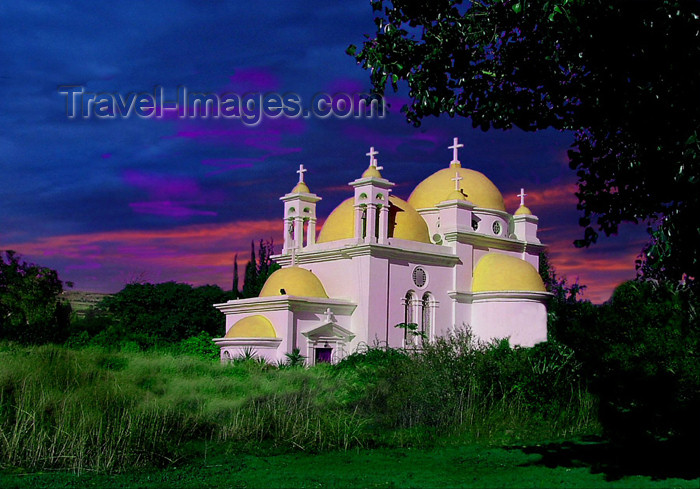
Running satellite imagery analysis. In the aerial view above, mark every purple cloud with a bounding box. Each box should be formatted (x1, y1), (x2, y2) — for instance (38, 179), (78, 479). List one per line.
(129, 201), (218, 217)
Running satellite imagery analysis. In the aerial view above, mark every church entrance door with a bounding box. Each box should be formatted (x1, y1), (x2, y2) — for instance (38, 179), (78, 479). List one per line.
(315, 347), (333, 364)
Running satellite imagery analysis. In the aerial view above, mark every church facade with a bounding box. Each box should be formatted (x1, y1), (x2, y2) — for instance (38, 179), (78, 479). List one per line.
(214, 139), (550, 364)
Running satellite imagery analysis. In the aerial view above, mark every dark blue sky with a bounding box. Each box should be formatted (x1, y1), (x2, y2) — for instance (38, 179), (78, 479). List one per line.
(0, 1), (648, 302)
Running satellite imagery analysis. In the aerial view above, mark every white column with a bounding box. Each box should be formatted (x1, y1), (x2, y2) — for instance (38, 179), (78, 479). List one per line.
(365, 204), (378, 244)
(378, 204), (389, 244)
(354, 205), (364, 240)
(283, 217), (293, 253)
(307, 218), (317, 245)
(294, 216), (304, 248)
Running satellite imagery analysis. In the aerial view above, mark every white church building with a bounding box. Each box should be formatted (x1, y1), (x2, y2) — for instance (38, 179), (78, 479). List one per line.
(214, 138), (550, 364)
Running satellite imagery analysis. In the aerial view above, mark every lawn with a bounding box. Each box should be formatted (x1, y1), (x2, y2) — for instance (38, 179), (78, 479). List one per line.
(3, 442), (699, 489)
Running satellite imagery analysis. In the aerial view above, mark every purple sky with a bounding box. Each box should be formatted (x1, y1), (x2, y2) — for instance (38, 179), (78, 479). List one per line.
(0, 1), (649, 303)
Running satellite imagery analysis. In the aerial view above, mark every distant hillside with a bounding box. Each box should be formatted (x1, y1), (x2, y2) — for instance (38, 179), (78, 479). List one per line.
(61, 290), (111, 316)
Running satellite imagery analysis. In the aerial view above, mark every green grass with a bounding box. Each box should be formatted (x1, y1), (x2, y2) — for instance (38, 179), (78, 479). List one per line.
(0, 344), (362, 473)
(3, 443), (699, 488)
(0, 336), (603, 474)
(0, 340), (697, 487)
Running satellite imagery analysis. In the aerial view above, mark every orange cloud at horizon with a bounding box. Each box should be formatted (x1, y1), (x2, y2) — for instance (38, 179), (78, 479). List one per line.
(4, 219), (284, 293)
(503, 183), (579, 212)
(541, 231), (647, 303)
(4, 202), (640, 303)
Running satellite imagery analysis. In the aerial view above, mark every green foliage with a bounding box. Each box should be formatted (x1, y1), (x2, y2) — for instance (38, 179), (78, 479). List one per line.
(240, 239), (281, 298)
(283, 347), (306, 367)
(0, 250), (72, 344)
(350, 0), (700, 283)
(555, 279), (700, 449)
(394, 321), (426, 343)
(94, 282), (232, 347)
(538, 251), (588, 341)
(0, 344), (363, 473)
(336, 331), (597, 444)
(173, 331), (220, 361)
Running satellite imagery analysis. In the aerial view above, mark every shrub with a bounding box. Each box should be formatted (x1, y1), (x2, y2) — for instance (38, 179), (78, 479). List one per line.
(335, 330), (598, 444)
(174, 331), (220, 361)
(556, 280), (700, 449)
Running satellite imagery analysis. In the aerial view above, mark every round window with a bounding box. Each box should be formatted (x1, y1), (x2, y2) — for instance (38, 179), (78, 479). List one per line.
(412, 267), (427, 288)
(492, 221), (501, 235)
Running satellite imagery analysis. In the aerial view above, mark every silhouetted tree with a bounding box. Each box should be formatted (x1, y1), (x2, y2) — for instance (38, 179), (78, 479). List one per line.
(232, 254), (240, 299)
(0, 250), (72, 344)
(240, 239), (280, 298)
(350, 0), (700, 284)
(95, 282), (232, 347)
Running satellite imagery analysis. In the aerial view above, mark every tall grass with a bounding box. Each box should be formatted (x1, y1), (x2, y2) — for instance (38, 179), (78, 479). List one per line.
(336, 329), (600, 445)
(0, 332), (599, 474)
(0, 343), (362, 473)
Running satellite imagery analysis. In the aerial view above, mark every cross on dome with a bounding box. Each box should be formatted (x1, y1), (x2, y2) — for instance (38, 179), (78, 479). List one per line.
(296, 164), (307, 183)
(366, 146), (379, 167)
(452, 171), (463, 191)
(448, 137), (464, 166)
(518, 188), (527, 207)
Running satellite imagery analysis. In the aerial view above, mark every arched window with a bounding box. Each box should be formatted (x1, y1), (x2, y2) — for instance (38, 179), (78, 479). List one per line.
(421, 292), (434, 343)
(403, 291), (418, 346)
(360, 205), (367, 238)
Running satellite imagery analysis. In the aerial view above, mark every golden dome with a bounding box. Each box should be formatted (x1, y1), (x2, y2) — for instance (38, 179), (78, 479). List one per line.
(259, 266), (328, 298)
(317, 195), (431, 244)
(472, 254), (546, 293)
(225, 315), (277, 338)
(361, 166), (383, 179)
(291, 182), (310, 193)
(408, 167), (505, 211)
(514, 205), (532, 215)
(445, 189), (469, 201)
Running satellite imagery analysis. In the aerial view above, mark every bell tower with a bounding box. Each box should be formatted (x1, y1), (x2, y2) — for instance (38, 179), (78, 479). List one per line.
(281, 164), (321, 255)
(349, 147), (394, 244)
(511, 188), (540, 244)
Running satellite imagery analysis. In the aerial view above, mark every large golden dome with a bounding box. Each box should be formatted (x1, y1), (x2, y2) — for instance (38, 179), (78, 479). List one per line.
(259, 266), (329, 298)
(317, 195), (431, 244)
(408, 166), (505, 211)
(472, 254), (546, 293)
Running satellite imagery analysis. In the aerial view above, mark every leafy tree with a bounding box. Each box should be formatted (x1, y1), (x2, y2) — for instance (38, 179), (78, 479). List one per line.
(556, 280), (700, 450)
(538, 250), (588, 341)
(349, 0), (700, 284)
(96, 282), (233, 347)
(0, 250), (72, 344)
(240, 239), (281, 298)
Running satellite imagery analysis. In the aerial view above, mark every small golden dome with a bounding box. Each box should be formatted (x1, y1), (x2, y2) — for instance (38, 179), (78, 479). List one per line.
(514, 205), (532, 216)
(259, 266), (328, 298)
(472, 254), (546, 293)
(291, 182), (310, 194)
(361, 166), (383, 179)
(317, 195), (431, 244)
(445, 190), (468, 201)
(225, 315), (277, 338)
(408, 167), (505, 211)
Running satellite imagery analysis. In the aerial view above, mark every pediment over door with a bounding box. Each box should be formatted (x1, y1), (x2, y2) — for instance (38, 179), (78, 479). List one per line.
(301, 321), (355, 342)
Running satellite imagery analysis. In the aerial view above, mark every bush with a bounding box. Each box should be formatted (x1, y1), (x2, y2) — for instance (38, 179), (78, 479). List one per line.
(335, 330), (598, 444)
(174, 331), (220, 361)
(556, 280), (700, 449)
